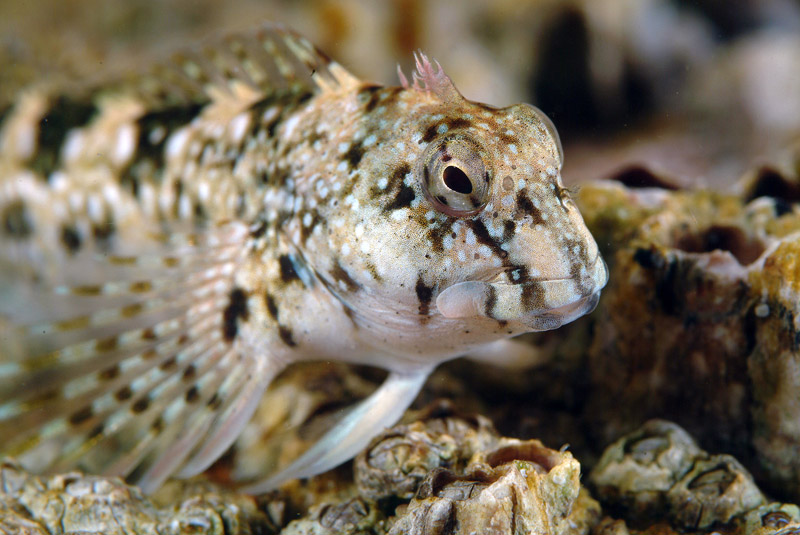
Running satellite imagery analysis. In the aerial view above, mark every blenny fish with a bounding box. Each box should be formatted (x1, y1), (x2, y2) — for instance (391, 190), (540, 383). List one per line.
(0, 24), (607, 493)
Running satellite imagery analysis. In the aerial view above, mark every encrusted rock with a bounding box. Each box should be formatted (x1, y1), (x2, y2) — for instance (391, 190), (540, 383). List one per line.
(280, 497), (386, 535)
(286, 408), (600, 535)
(0, 460), (273, 534)
(666, 455), (765, 529)
(355, 407), (497, 500)
(574, 176), (800, 500)
(590, 420), (770, 533)
(590, 420), (703, 523)
(388, 440), (599, 535)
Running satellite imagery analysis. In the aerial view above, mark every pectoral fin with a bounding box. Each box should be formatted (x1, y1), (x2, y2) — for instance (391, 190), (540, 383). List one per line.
(242, 366), (432, 493)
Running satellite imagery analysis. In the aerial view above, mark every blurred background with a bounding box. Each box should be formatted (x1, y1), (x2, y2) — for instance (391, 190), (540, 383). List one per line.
(2, 0), (799, 188)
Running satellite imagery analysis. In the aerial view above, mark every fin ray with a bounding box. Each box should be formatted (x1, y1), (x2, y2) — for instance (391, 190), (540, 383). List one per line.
(0, 220), (285, 491)
(242, 367), (432, 493)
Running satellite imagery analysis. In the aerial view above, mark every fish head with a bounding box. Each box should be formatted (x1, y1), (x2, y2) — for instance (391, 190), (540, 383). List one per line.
(425, 100), (608, 332)
(311, 56), (607, 356)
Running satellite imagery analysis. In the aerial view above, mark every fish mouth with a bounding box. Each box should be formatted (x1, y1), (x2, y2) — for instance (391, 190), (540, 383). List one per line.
(436, 256), (607, 332)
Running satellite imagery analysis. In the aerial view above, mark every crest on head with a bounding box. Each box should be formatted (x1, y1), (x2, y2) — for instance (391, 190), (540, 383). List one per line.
(397, 52), (461, 102)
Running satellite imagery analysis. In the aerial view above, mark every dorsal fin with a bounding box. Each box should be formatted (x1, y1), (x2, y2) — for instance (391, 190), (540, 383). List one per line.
(119, 23), (361, 111)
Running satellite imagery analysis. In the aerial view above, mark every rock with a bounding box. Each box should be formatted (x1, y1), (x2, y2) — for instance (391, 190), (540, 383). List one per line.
(574, 175), (800, 500)
(0, 460), (274, 535)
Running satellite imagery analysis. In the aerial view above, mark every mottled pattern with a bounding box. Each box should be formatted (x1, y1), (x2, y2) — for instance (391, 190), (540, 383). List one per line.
(0, 24), (606, 493)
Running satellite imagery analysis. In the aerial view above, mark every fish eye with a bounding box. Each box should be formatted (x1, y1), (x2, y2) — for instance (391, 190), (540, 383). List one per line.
(420, 134), (491, 217)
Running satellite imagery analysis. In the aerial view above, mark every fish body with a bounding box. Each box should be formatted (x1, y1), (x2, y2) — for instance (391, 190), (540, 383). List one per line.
(0, 24), (607, 492)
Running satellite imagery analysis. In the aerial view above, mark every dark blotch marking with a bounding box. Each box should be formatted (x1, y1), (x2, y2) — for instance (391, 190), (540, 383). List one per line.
(422, 124), (440, 143)
(2, 200), (33, 238)
(207, 392), (222, 410)
(278, 325), (297, 347)
(193, 201), (207, 224)
(92, 217), (116, 250)
(521, 281), (545, 312)
(485, 284), (498, 319)
(95, 337), (118, 353)
(415, 277), (434, 316)
(99, 364), (120, 380)
(515, 190), (545, 225)
(115, 385), (133, 401)
(151, 417), (164, 432)
(60, 225), (82, 253)
(185, 385), (199, 403)
(134, 104), (203, 168)
(358, 84), (382, 112)
(69, 405), (93, 426)
(250, 219), (269, 239)
(32, 96), (96, 178)
(132, 397), (150, 413)
(330, 261), (361, 292)
(182, 365), (197, 381)
(159, 355), (177, 371)
(344, 140), (366, 169)
(386, 184), (416, 211)
(373, 162), (411, 200)
(278, 254), (300, 283)
(498, 132), (519, 146)
(264, 293), (280, 321)
(445, 117), (471, 131)
(88, 423), (104, 439)
(468, 219), (509, 261)
(503, 220), (516, 242)
(222, 287), (249, 342)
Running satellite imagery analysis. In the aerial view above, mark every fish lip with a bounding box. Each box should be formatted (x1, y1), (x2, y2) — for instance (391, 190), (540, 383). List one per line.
(437, 255), (607, 327)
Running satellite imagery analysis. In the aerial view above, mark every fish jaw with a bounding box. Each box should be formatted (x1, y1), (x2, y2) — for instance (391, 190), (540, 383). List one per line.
(436, 255), (608, 331)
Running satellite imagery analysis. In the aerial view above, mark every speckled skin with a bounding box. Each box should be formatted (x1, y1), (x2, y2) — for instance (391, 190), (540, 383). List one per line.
(0, 25), (606, 492)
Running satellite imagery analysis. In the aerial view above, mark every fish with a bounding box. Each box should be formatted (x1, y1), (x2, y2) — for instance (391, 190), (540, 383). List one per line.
(0, 23), (608, 494)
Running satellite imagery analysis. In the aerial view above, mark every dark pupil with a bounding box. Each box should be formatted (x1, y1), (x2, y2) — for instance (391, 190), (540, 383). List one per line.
(442, 166), (473, 194)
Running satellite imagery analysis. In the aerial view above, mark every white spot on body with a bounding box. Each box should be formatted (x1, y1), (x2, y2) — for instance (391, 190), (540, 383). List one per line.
(62, 131), (85, 165)
(166, 128), (190, 161)
(464, 229), (477, 247)
(283, 115), (301, 139)
(111, 123), (136, 167)
(229, 112), (250, 144)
